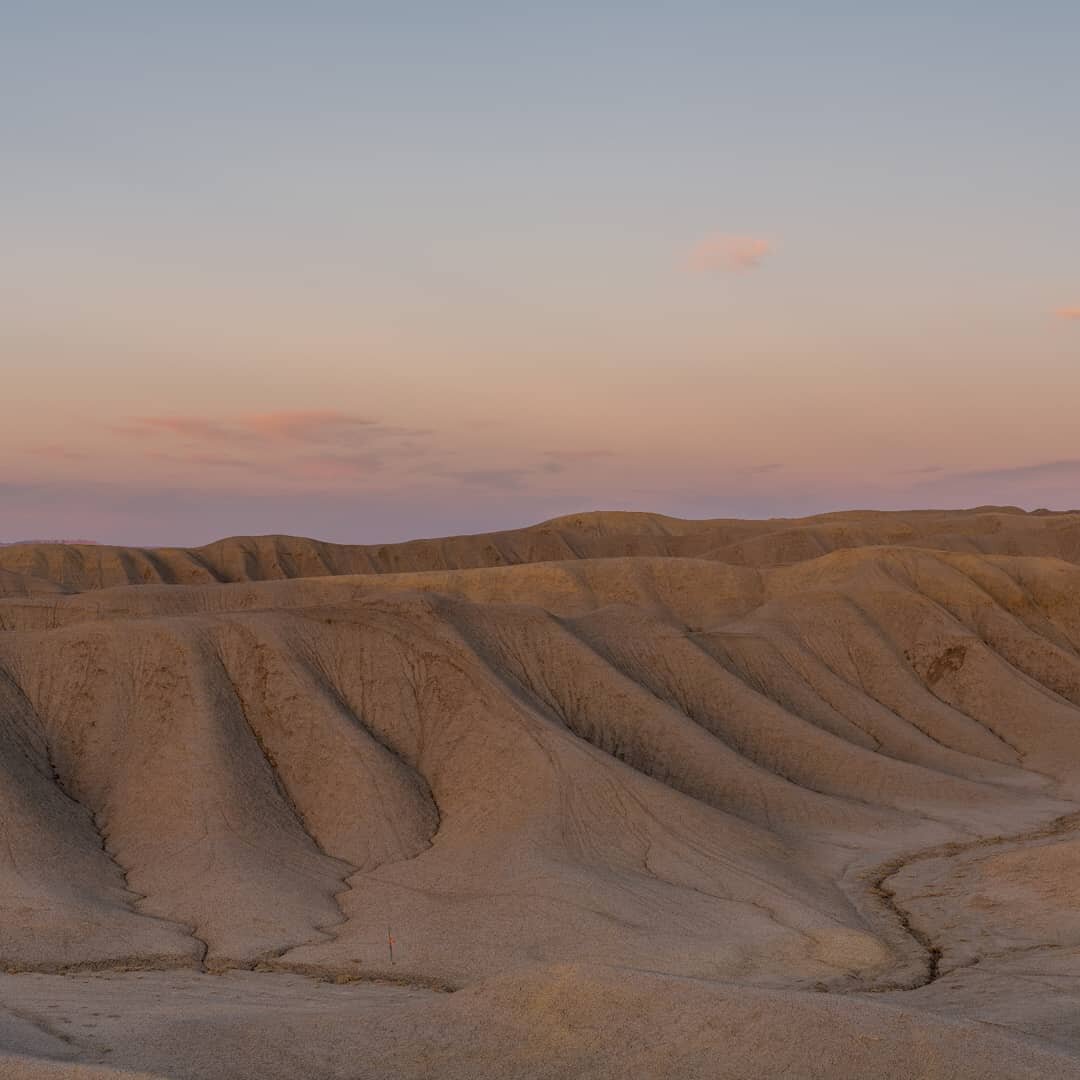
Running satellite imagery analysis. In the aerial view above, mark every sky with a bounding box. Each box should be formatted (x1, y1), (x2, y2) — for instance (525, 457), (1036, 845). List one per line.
(2, 2), (1078, 545)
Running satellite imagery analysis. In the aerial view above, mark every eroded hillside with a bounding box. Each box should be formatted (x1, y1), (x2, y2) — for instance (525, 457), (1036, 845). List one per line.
(2, 506), (1080, 594)
(2, 513), (1080, 1078)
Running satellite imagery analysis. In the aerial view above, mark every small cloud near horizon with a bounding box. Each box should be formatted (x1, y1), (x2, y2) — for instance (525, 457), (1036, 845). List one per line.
(115, 411), (429, 447)
(543, 450), (614, 462)
(147, 451), (270, 472)
(242, 410), (378, 442)
(121, 416), (251, 443)
(295, 451), (385, 479)
(541, 449), (614, 474)
(1055, 307), (1080, 320)
(448, 469), (533, 490)
(917, 458), (1080, 486)
(34, 446), (90, 461)
(687, 234), (772, 273)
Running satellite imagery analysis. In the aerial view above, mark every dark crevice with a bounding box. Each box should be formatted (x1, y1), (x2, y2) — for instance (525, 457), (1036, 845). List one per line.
(848, 810), (1080, 995)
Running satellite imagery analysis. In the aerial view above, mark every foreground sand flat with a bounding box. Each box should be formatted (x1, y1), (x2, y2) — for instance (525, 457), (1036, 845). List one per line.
(1, 508), (1080, 1078)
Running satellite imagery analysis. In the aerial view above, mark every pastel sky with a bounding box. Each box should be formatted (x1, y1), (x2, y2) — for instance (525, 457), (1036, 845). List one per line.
(3, 3), (1079, 545)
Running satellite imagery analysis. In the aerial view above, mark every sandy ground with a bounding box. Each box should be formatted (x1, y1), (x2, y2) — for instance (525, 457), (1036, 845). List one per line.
(1, 509), (1079, 1077)
(1, 966), (1079, 1080)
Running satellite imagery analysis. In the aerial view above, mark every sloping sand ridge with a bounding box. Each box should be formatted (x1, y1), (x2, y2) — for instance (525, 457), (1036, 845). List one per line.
(2, 508), (1080, 1078)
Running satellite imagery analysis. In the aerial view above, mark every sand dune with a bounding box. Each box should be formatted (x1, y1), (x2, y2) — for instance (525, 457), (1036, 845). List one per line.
(2, 510), (1080, 1077)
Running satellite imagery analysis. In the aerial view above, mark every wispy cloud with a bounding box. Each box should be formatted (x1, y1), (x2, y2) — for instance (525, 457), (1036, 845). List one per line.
(115, 411), (430, 449)
(33, 446), (90, 461)
(242, 410), (378, 443)
(295, 451), (385, 479)
(543, 450), (613, 462)
(448, 469), (534, 490)
(147, 451), (270, 471)
(1055, 307), (1080, 321)
(540, 449), (614, 474)
(687, 234), (772, 273)
(124, 416), (253, 443)
(932, 459), (1080, 485)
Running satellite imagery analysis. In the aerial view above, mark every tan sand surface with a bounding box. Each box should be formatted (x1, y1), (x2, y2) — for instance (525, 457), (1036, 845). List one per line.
(1, 509), (1079, 1077)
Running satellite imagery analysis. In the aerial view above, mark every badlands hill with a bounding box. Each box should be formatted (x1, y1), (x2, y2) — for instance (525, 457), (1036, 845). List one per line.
(2, 505), (1079, 594)
(1, 508), (1080, 1078)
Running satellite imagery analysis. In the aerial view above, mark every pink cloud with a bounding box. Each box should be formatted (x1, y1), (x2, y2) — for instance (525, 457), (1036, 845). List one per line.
(687, 234), (772, 273)
(127, 416), (253, 443)
(541, 450), (614, 474)
(241, 410), (378, 442)
(1055, 307), (1080, 321)
(294, 451), (384, 479)
(117, 411), (389, 446)
(112, 412), (434, 478)
(543, 449), (614, 462)
(34, 446), (89, 461)
(147, 451), (268, 471)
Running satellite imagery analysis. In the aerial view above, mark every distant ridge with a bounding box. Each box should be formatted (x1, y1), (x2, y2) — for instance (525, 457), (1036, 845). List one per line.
(2, 507), (1079, 593)
(0, 538), (99, 546)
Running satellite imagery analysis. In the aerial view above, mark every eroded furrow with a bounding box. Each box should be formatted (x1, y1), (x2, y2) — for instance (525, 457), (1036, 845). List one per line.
(854, 811), (1080, 994)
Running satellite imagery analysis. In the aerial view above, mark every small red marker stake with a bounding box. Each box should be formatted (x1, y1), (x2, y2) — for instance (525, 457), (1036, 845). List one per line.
(387, 927), (395, 965)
